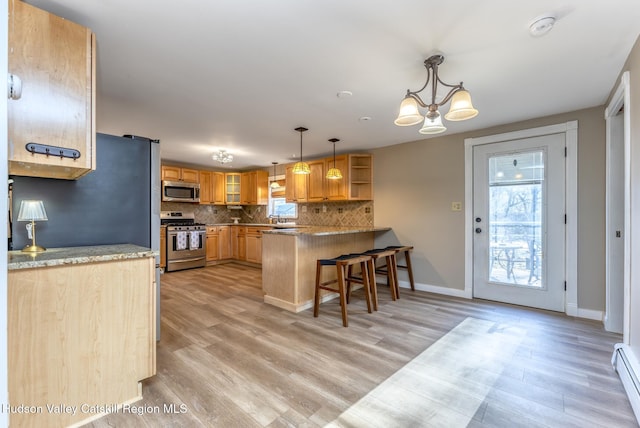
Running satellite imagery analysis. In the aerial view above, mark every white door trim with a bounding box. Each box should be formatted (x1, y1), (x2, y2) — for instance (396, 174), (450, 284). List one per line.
(605, 71), (631, 339)
(464, 121), (578, 315)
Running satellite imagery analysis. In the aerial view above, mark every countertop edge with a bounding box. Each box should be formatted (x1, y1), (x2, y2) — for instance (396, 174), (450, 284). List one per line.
(262, 227), (391, 236)
(8, 244), (156, 271)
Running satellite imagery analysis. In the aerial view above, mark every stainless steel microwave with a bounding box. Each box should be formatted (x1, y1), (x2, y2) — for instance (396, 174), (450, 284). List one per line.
(162, 180), (200, 203)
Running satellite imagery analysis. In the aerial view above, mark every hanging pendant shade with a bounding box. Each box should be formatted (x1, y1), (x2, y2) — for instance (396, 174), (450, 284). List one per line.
(326, 138), (342, 179)
(394, 96), (423, 126)
(270, 162), (280, 188)
(444, 90), (478, 121)
(419, 111), (447, 134)
(293, 127), (310, 175)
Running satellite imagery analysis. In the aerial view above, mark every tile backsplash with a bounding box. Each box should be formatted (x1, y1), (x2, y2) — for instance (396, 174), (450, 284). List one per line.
(161, 201), (374, 227)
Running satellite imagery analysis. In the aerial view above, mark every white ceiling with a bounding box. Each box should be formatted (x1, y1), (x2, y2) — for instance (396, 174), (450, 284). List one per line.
(24, 0), (640, 170)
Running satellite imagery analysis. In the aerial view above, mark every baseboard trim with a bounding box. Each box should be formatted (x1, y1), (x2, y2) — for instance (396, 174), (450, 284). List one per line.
(613, 344), (640, 424)
(398, 280), (470, 299)
(576, 307), (603, 321)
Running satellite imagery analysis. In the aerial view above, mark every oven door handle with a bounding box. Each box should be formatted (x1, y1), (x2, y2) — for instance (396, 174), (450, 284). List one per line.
(170, 256), (206, 264)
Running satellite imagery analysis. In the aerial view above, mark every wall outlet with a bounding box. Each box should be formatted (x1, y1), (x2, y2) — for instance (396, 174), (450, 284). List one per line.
(322, 205), (327, 213)
(451, 202), (462, 211)
(301, 205), (307, 213)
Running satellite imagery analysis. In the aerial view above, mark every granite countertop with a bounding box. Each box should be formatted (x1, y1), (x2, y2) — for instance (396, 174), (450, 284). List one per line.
(262, 226), (391, 236)
(206, 223), (308, 228)
(8, 244), (156, 270)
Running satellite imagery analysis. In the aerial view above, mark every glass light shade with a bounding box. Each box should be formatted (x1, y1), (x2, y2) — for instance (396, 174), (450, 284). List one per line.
(292, 161), (310, 175)
(444, 90), (478, 121)
(17, 200), (48, 221)
(326, 167), (343, 180)
(394, 96), (423, 126)
(419, 112), (447, 134)
(270, 181), (280, 189)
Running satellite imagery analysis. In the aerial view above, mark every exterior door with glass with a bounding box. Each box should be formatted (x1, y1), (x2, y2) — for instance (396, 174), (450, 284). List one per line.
(473, 133), (566, 311)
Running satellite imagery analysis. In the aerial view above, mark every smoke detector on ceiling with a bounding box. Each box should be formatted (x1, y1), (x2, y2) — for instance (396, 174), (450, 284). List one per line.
(529, 15), (556, 37)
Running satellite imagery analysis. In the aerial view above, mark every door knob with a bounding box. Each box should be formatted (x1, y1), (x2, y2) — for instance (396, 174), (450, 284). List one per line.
(475, 228), (482, 233)
(475, 217), (481, 223)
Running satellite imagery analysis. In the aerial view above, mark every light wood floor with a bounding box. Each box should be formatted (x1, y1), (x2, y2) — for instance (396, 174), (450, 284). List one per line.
(89, 263), (637, 427)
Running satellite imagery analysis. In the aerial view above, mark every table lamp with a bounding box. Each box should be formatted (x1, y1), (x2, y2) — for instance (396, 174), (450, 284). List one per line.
(17, 200), (48, 252)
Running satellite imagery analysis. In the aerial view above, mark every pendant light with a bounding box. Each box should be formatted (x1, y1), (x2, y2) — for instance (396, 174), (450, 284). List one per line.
(326, 138), (342, 180)
(270, 161), (280, 189)
(292, 127), (310, 174)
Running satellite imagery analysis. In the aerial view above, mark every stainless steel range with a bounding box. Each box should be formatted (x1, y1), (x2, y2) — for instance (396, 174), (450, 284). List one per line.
(161, 211), (206, 272)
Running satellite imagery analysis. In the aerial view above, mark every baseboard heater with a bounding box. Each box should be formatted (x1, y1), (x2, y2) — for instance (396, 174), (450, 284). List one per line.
(613, 343), (640, 423)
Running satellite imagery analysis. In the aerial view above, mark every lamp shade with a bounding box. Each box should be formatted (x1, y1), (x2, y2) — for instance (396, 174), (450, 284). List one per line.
(292, 161), (310, 175)
(444, 90), (478, 121)
(419, 111), (447, 134)
(326, 167), (343, 180)
(17, 200), (48, 221)
(394, 96), (423, 126)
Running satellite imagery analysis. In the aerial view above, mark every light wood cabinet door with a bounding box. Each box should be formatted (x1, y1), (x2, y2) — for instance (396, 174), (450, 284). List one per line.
(218, 226), (231, 259)
(307, 159), (326, 202)
(237, 227), (247, 261)
(160, 227), (167, 268)
(241, 172), (254, 204)
(212, 172), (225, 204)
(161, 166), (182, 181)
(225, 173), (241, 204)
(8, 0), (96, 180)
(161, 166), (199, 183)
(206, 227), (219, 261)
(325, 155), (349, 200)
(181, 168), (199, 183)
(285, 165), (308, 202)
(199, 171), (212, 204)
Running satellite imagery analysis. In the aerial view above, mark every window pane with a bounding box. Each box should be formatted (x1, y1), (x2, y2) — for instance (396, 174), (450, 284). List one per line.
(488, 150), (544, 288)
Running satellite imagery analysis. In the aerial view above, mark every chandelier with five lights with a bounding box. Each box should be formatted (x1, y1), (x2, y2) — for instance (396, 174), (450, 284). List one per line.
(394, 54), (478, 135)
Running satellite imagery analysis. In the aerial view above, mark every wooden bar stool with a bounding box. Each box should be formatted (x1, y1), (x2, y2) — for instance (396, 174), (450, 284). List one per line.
(314, 254), (373, 327)
(351, 248), (399, 308)
(377, 245), (415, 293)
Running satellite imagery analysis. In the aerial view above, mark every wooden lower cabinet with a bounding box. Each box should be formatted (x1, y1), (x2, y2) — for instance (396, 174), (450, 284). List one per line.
(246, 226), (270, 264)
(206, 226), (219, 262)
(219, 226), (231, 259)
(207, 226), (232, 263)
(160, 226), (167, 269)
(209, 225), (271, 264)
(8, 256), (156, 427)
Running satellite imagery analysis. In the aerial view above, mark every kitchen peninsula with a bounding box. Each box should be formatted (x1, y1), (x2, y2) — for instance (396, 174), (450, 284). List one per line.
(261, 226), (391, 312)
(7, 244), (157, 428)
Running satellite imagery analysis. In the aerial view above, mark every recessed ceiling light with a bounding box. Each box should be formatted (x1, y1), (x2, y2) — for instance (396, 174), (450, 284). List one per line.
(529, 15), (556, 37)
(337, 90), (353, 98)
(359, 116), (372, 122)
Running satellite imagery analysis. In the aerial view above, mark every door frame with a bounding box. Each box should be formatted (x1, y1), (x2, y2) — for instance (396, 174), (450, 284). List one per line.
(605, 71), (631, 336)
(464, 121), (578, 315)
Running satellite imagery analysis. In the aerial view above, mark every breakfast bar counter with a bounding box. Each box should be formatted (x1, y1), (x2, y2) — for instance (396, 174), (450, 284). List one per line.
(261, 226), (391, 312)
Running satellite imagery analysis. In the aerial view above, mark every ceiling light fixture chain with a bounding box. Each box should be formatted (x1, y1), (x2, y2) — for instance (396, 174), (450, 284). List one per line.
(394, 54), (478, 135)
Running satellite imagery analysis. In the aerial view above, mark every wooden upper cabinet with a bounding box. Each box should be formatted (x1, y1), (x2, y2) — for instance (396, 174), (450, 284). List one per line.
(199, 171), (212, 204)
(241, 171), (269, 205)
(348, 154), (373, 200)
(8, 0), (96, 180)
(161, 165), (198, 183)
(212, 172), (225, 205)
(285, 165), (308, 202)
(307, 160), (326, 202)
(325, 155), (349, 201)
(284, 154), (372, 202)
(225, 173), (241, 204)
